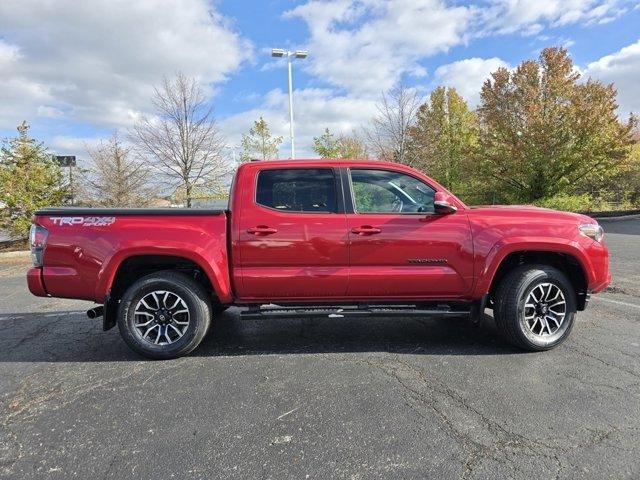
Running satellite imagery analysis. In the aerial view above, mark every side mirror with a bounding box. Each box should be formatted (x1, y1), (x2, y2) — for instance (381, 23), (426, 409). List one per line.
(434, 192), (457, 215)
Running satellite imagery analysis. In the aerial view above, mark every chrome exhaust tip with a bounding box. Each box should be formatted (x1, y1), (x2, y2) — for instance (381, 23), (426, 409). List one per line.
(87, 306), (104, 319)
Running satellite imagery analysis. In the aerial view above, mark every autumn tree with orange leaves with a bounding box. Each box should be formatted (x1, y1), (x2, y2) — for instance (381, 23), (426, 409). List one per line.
(477, 47), (636, 204)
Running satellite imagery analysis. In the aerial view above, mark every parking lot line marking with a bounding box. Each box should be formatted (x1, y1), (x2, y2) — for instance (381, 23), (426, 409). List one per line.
(277, 406), (300, 420)
(593, 296), (640, 310)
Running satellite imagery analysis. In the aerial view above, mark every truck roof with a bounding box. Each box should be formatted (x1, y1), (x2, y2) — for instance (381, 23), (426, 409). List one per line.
(240, 158), (409, 169)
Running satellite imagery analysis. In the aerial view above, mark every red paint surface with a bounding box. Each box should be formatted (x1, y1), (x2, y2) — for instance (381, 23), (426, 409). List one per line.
(29, 159), (610, 304)
(34, 214), (231, 302)
(27, 267), (47, 297)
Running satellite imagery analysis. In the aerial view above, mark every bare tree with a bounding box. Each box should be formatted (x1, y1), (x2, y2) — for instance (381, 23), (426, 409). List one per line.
(80, 133), (157, 207)
(366, 83), (421, 163)
(132, 73), (229, 207)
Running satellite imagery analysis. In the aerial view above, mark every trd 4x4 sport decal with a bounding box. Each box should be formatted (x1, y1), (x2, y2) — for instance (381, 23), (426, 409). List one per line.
(50, 216), (116, 227)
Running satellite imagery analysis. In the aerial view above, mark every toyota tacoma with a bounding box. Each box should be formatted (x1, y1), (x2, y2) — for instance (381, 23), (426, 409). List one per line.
(27, 160), (610, 358)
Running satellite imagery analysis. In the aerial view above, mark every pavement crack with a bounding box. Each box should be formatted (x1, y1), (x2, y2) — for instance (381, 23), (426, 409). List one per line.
(355, 355), (563, 479)
(566, 344), (640, 380)
(564, 372), (638, 394)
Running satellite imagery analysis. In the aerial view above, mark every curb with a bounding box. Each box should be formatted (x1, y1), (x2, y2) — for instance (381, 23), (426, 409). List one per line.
(0, 250), (30, 259)
(593, 213), (640, 222)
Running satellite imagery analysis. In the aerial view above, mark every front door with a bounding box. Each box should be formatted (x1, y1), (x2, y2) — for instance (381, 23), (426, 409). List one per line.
(236, 167), (349, 300)
(345, 168), (474, 298)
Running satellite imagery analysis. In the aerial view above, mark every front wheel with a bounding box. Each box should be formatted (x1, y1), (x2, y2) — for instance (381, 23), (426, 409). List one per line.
(494, 265), (577, 351)
(118, 271), (212, 359)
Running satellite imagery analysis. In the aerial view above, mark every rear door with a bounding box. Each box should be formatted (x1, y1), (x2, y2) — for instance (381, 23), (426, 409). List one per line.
(235, 167), (349, 300)
(345, 167), (474, 298)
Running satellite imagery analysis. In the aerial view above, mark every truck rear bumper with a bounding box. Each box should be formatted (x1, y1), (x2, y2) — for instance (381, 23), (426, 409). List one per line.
(27, 267), (48, 297)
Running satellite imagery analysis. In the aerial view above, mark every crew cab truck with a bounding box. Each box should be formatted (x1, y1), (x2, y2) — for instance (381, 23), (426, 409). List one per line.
(27, 160), (610, 359)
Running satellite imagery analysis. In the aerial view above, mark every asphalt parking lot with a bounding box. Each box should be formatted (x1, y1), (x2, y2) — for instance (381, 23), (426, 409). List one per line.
(1, 219), (639, 479)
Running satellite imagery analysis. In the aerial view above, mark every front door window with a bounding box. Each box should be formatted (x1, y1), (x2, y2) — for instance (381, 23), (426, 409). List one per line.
(350, 169), (435, 214)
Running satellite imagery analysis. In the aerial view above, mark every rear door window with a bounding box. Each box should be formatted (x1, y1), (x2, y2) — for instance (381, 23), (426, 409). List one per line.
(256, 168), (337, 213)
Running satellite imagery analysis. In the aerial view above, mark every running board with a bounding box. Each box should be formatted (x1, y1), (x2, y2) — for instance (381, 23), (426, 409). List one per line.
(240, 304), (471, 320)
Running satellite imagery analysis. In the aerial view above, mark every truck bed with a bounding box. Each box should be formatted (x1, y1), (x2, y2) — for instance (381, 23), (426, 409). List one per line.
(30, 208), (231, 303)
(36, 207), (226, 216)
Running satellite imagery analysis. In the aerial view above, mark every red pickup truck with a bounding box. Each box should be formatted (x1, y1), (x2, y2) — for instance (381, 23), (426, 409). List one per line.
(27, 159), (610, 359)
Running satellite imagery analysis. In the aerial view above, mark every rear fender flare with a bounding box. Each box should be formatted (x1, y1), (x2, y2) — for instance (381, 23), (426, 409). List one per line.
(95, 247), (232, 303)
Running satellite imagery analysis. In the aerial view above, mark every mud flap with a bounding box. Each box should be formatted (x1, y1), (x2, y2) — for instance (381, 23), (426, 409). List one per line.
(102, 294), (118, 331)
(470, 294), (489, 326)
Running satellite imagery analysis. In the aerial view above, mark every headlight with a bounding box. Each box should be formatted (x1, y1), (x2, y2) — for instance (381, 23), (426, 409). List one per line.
(579, 223), (604, 243)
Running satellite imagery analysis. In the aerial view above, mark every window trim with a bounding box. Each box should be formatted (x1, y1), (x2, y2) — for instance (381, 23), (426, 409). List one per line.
(346, 167), (439, 216)
(254, 167), (343, 214)
(339, 167), (354, 213)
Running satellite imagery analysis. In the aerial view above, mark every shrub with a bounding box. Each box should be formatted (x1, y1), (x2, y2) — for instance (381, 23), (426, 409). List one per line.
(534, 193), (595, 212)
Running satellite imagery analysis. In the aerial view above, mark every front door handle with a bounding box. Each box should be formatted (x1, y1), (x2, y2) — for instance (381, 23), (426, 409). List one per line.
(351, 225), (382, 235)
(247, 225), (278, 236)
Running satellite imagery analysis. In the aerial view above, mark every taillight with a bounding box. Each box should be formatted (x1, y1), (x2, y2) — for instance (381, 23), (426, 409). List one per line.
(29, 224), (48, 267)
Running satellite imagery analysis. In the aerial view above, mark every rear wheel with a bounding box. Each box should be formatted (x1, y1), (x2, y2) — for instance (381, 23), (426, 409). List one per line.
(118, 271), (211, 359)
(494, 265), (576, 351)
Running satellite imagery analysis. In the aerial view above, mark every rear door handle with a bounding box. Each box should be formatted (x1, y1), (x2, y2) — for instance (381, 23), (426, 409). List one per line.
(351, 225), (382, 235)
(247, 225), (278, 236)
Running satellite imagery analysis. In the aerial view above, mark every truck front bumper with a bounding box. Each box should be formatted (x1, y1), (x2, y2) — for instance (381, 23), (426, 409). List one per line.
(590, 271), (612, 293)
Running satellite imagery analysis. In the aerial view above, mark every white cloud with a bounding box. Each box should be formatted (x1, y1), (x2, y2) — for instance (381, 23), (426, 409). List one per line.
(36, 106), (64, 119)
(0, 0), (251, 129)
(480, 0), (632, 35)
(584, 39), (640, 118)
(283, 0), (630, 99)
(2, 0), (637, 161)
(49, 136), (104, 157)
(0, 40), (21, 66)
(221, 88), (377, 158)
(285, 0), (473, 95)
(433, 57), (510, 107)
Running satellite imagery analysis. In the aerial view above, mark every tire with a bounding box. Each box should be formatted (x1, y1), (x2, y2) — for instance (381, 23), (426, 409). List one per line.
(117, 271), (211, 359)
(493, 264), (577, 351)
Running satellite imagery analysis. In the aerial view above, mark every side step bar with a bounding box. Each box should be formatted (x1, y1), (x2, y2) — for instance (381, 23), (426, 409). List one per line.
(240, 304), (471, 320)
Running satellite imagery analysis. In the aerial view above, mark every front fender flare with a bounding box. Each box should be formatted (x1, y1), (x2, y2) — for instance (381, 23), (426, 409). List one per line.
(472, 237), (594, 298)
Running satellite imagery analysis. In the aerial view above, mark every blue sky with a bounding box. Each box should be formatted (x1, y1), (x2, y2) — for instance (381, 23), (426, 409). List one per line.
(1, 0), (639, 159)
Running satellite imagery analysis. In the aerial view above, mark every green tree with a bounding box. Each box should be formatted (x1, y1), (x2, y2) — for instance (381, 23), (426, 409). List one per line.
(626, 141), (640, 205)
(602, 125), (640, 207)
(313, 128), (368, 159)
(240, 117), (282, 162)
(477, 47), (635, 203)
(407, 87), (479, 197)
(339, 135), (368, 159)
(313, 128), (341, 158)
(0, 122), (66, 236)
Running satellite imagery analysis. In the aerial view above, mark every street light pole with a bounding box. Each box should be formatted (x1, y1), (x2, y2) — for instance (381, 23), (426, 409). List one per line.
(271, 48), (308, 159)
(287, 54), (295, 159)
